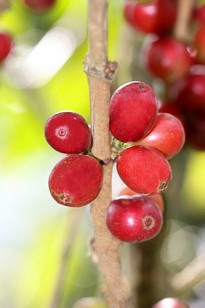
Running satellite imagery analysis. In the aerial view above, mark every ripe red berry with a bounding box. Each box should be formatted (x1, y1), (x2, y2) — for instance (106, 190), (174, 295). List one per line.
(0, 32), (13, 63)
(116, 145), (172, 195)
(45, 111), (92, 154)
(109, 81), (158, 142)
(124, 0), (176, 35)
(143, 36), (192, 83)
(171, 67), (205, 112)
(106, 196), (163, 243)
(23, 0), (55, 13)
(136, 113), (185, 159)
(193, 4), (205, 24)
(118, 186), (164, 212)
(48, 154), (103, 207)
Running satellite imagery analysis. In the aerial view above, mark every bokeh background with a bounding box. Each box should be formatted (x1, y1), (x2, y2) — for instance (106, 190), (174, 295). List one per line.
(1, 0), (205, 307)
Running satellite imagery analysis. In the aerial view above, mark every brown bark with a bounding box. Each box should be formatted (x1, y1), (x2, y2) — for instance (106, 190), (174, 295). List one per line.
(85, 0), (133, 306)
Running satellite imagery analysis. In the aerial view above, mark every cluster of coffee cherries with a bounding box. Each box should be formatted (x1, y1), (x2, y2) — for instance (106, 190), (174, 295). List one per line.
(45, 81), (185, 244)
(45, 111), (103, 207)
(106, 81), (185, 243)
(124, 0), (205, 150)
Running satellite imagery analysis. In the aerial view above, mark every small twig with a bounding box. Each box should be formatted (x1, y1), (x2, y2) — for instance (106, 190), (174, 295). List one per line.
(173, 0), (195, 41)
(171, 255), (205, 293)
(49, 209), (84, 308)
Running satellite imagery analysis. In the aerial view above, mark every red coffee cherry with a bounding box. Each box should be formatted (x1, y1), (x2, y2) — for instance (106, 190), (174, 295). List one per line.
(109, 81), (158, 142)
(136, 112), (185, 160)
(45, 111), (92, 154)
(171, 67), (205, 113)
(118, 186), (164, 212)
(0, 32), (13, 63)
(124, 0), (176, 35)
(106, 196), (163, 243)
(23, 0), (55, 13)
(48, 154), (103, 207)
(143, 36), (192, 83)
(116, 145), (172, 195)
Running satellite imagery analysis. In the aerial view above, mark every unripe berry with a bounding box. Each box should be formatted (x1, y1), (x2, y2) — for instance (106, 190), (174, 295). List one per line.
(48, 155), (103, 207)
(109, 81), (158, 142)
(0, 32), (13, 63)
(117, 145), (172, 195)
(106, 196), (163, 243)
(136, 112), (185, 160)
(45, 111), (92, 154)
(23, 0), (55, 13)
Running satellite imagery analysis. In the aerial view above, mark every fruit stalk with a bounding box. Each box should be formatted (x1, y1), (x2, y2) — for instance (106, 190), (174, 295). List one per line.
(85, 0), (133, 306)
(174, 0), (195, 41)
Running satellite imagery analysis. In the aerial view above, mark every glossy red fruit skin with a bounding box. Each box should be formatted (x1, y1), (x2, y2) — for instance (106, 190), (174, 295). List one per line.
(48, 155), (103, 207)
(106, 196), (163, 243)
(143, 36), (192, 83)
(194, 24), (205, 63)
(45, 111), (92, 154)
(23, 0), (55, 13)
(171, 67), (205, 112)
(193, 5), (205, 24)
(109, 81), (158, 142)
(124, 0), (176, 35)
(116, 145), (172, 195)
(136, 112), (185, 159)
(153, 297), (189, 308)
(0, 32), (13, 63)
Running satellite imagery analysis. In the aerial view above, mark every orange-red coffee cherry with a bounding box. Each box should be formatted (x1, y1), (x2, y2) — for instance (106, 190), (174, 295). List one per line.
(45, 111), (92, 154)
(153, 297), (189, 308)
(23, 0), (55, 13)
(48, 155), (103, 207)
(118, 186), (164, 212)
(0, 32), (13, 63)
(117, 145), (172, 195)
(109, 81), (158, 142)
(106, 196), (163, 243)
(135, 112), (185, 160)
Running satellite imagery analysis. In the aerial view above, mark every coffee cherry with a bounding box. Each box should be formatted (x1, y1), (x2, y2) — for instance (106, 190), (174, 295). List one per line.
(143, 36), (192, 83)
(106, 196), (163, 243)
(118, 186), (164, 212)
(109, 81), (158, 142)
(116, 145), (172, 195)
(193, 4), (205, 24)
(23, 0), (55, 13)
(48, 154), (103, 207)
(45, 111), (92, 154)
(171, 67), (205, 112)
(0, 32), (13, 63)
(153, 297), (189, 308)
(135, 113), (185, 160)
(124, 0), (176, 35)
